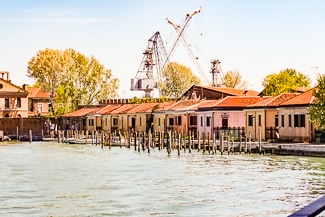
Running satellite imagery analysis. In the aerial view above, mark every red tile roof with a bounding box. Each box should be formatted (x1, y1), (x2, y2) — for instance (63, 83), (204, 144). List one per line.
(127, 103), (161, 113)
(248, 93), (299, 108)
(166, 100), (202, 111)
(177, 100), (217, 111)
(97, 104), (123, 115)
(154, 101), (177, 111)
(280, 88), (315, 106)
(195, 85), (260, 96)
(27, 87), (50, 98)
(110, 104), (139, 114)
(60, 107), (101, 117)
(213, 96), (265, 107)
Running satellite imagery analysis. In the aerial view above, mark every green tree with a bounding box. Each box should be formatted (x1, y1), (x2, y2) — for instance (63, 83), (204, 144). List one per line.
(309, 74), (325, 129)
(222, 70), (246, 89)
(159, 62), (201, 98)
(27, 48), (119, 116)
(261, 68), (311, 96)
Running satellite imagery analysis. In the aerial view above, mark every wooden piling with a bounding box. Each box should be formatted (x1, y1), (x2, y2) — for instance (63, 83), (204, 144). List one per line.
(248, 131), (252, 154)
(227, 132), (230, 155)
(167, 131), (171, 155)
(197, 131), (201, 152)
(220, 131), (224, 155)
(188, 131), (192, 153)
(29, 130), (32, 143)
(178, 132), (181, 156)
(203, 133), (206, 155)
(207, 132), (210, 154)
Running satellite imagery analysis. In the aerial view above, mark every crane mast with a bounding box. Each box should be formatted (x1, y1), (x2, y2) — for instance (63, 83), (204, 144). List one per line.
(130, 31), (167, 97)
(165, 7), (210, 85)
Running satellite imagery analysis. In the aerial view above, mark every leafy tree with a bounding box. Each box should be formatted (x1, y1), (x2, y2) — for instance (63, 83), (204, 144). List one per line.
(159, 62), (201, 98)
(222, 70), (246, 89)
(261, 68), (311, 96)
(27, 48), (119, 116)
(309, 74), (325, 129)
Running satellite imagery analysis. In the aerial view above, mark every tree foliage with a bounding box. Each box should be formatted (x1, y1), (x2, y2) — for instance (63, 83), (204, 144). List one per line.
(27, 48), (119, 116)
(159, 62), (201, 98)
(261, 68), (311, 96)
(222, 70), (246, 89)
(309, 74), (325, 130)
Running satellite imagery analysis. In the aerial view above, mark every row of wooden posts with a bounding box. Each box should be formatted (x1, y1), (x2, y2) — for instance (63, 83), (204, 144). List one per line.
(44, 128), (264, 155)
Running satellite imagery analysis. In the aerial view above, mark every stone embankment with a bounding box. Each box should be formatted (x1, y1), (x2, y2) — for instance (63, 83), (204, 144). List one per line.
(261, 143), (325, 157)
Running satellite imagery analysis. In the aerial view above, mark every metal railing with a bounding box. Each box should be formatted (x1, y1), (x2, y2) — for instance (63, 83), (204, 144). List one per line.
(288, 196), (325, 217)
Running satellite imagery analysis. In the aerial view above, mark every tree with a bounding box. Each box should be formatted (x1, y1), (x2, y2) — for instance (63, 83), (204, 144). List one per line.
(309, 74), (325, 129)
(27, 48), (119, 116)
(222, 70), (247, 89)
(261, 68), (311, 96)
(158, 62), (201, 98)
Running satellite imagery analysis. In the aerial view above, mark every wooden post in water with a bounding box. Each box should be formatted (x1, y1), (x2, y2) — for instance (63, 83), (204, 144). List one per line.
(212, 132), (216, 154)
(16, 126), (19, 141)
(220, 131), (224, 155)
(137, 132), (141, 153)
(188, 131), (193, 154)
(101, 132), (104, 149)
(258, 128), (262, 154)
(227, 132), (230, 155)
(244, 133), (247, 153)
(248, 131), (252, 154)
(231, 135), (235, 154)
(178, 132), (181, 156)
(29, 130), (32, 143)
(197, 131), (201, 152)
(167, 131), (171, 155)
(207, 132), (210, 154)
(148, 130), (151, 154)
(239, 135), (242, 154)
(134, 131), (137, 151)
(203, 132), (206, 155)
(86, 131), (89, 145)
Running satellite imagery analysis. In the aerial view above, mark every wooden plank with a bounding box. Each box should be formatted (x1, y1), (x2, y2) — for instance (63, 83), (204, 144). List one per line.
(288, 196), (325, 217)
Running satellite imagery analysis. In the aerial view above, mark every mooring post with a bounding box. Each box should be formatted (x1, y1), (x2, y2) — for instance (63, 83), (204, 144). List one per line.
(29, 130), (32, 143)
(16, 126), (19, 141)
(212, 132), (216, 154)
(134, 131), (137, 151)
(227, 132), (230, 155)
(188, 131), (191, 153)
(167, 131), (171, 155)
(220, 131), (224, 155)
(239, 135), (242, 154)
(258, 128), (262, 154)
(203, 133), (206, 155)
(178, 132), (181, 156)
(249, 131), (252, 154)
(197, 131), (201, 152)
(207, 132), (210, 154)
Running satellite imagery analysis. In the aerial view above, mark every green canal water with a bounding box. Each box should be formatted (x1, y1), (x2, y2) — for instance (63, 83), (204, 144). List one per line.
(0, 142), (325, 217)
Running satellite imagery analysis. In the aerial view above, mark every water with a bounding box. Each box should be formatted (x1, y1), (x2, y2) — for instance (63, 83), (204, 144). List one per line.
(0, 142), (325, 217)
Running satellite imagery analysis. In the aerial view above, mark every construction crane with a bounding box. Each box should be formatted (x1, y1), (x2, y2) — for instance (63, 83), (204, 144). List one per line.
(165, 6), (210, 85)
(130, 31), (168, 97)
(210, 59), (223, 87)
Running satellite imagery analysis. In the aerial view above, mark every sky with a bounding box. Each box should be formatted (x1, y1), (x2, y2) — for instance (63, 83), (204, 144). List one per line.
(0, 0), (325, 98)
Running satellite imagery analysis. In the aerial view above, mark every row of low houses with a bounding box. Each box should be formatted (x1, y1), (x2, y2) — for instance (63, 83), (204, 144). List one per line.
(0, 71), (317, 143)
(59, 85), (316, 143)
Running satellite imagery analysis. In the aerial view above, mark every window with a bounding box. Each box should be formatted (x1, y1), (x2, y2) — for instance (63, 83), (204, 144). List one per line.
(206, 116), (211, 127)
(88, 119), (94, 126)
(275, 114), (279, 127)
(17, 97), (21, 108)
(131, 117), (136, 128)
(113, 118), (118, 125)
(200, 117), (203, 127)
(5, 98), (9, 108)
(139, 117), (141, 126)
(158, 118), (160, 126)
(294, 114), (305, 127)
(177, 116), (182, 125)
(258, 114), (261, 126)
(190, 116), (197, 125)
(288, 114), (292, 127)
(38, 103), (43, 113)
(281, 114), (284, 127)
(248, 115), (254, 126)
(169, 117), (174, 126)
(48, 103), (52, 112)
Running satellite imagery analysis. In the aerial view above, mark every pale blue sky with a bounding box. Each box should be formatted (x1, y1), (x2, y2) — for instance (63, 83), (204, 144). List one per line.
(1, 0), (324, 98)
